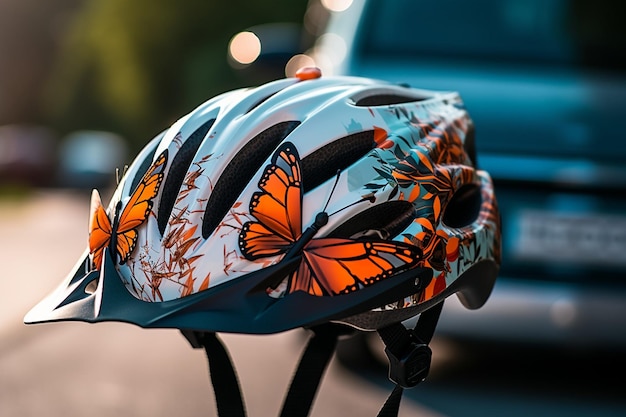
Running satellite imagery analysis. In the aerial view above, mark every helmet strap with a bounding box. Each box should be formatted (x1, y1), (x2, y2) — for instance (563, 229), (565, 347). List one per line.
(193, 332), (247, 417)
(183, 325), (341, 417)
(279, 324), (342, 416)
(182, 302), (442, 417)
(375, 301), (443, 417)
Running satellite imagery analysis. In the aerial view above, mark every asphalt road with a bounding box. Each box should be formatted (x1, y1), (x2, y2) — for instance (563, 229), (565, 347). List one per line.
(3, 190), (625, 417)
(0, 189), (441, 417)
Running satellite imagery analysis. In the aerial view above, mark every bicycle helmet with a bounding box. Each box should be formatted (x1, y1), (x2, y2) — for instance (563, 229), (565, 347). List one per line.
(25, 67), (501, 417)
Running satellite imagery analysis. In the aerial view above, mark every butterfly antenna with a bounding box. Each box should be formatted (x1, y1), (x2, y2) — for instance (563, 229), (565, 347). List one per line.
(115, 165), (129, 185)
(316, 170), (376, 222)
(322, 170), (342, 213)
(328, 191), (376, 217)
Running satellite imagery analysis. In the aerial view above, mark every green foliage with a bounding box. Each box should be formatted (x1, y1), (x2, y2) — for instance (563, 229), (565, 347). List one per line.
(43, 0), (308, 153)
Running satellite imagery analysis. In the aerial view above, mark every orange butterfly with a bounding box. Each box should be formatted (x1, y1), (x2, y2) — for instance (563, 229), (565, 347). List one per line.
(89, 150), (168, 270)
(238, 142), (422, 296)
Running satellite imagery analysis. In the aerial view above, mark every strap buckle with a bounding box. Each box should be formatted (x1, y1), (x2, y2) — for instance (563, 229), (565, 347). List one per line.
(384, 331), (432, 388)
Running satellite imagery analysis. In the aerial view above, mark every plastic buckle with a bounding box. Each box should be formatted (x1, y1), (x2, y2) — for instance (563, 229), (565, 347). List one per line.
(384, 335), (432, 388)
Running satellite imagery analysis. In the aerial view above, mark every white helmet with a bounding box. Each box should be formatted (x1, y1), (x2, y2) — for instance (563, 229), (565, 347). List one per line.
(26, 67), (501, 416)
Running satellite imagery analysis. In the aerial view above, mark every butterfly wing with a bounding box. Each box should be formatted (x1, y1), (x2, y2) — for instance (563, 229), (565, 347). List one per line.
(239, 143), (303, 260)
(240, 142), (422, 297)
(291, 238), (423, 296)
(239, 220), (292, 260)
(89, 189), (113, 270)
(115, 150), (168, 264)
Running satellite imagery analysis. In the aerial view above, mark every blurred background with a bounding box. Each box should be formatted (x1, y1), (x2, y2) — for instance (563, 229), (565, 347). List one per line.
(1, 0), (626, 416)
(0, 0), (322, 191)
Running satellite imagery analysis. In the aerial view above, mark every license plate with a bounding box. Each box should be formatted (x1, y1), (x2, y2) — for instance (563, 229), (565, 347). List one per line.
(511, 210), (626, 267)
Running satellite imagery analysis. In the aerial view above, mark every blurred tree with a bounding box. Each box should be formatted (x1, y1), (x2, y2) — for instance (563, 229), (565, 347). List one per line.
(0, 0), (83, 126)
(42, 0), (309, 154)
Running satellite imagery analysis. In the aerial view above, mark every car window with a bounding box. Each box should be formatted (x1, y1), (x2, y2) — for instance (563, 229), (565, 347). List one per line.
(357, 0), (626, 71)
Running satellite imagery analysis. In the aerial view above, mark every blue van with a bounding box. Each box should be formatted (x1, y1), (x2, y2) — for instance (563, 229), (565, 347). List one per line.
(309, 0), (626, 349)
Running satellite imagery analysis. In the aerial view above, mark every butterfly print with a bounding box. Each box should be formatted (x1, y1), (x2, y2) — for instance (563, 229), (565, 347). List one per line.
(89, 150), (168, 270)
(238, 142), (423, 296)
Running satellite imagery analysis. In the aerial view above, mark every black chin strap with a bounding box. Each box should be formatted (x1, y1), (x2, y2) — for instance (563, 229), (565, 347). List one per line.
(183, 325), (340, 417)
(193, 332), (247, 417)
(279, 324), (344, 417)
(182, 303), (442, 417)
(376, 301), (444, 417)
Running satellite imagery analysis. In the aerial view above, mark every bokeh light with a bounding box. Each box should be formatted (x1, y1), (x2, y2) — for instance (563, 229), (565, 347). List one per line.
(320, 0), (353, 13)
(285, 54), (316, 77)
(313, 32), (346, 74)
(228, 31), (262, 65)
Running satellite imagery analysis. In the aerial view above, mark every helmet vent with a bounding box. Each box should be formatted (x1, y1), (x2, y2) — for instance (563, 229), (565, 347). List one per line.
(245, 92), (278, 114)
(443, 184), (482, 228)
(129, 147), (158, 192)
(157, 118), (215, 234)
(464, 121), (477, 165)
(328, 200), (415, 239)
(301, 130), (377, 193)
(201, 121), (301, 238)
(128, 132), (165, 191)
(354, 94), (425, 107)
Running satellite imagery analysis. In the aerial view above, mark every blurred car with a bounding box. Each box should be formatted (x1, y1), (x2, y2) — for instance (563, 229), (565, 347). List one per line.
(307, 0), (626, 351)
(0, 124), (57, 188)
(56, 130), (128, 190)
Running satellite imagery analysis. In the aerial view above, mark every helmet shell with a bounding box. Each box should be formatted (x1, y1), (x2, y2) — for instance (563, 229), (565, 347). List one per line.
(25, 71), (501, 333)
